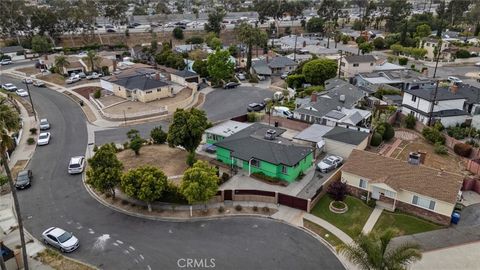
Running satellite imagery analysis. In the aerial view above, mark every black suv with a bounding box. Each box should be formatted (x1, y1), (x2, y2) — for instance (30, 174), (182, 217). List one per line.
(15, 170), (32, 189)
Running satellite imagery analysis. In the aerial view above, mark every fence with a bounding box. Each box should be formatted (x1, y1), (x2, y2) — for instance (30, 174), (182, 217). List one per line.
(462, 176), (480, 193)
(220, 189), (311, 212)
(89, 95), (168, 121)
(309, 168), (342, 209)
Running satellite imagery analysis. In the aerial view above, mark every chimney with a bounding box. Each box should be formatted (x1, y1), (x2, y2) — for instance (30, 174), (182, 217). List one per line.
(450, 83), (459, 94)
(113, 59), (117, 72)
(418, 151), (427, 164)
(155, 73), (160, 80)
(311, 93), (317, 102)
(339, 94), (346, 102)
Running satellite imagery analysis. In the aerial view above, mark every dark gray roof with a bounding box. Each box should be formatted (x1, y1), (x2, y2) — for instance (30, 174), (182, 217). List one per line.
(325, 78), (349, 91)
(404, 87), (466, 102)
(110, 74), (170, 91)
(324, 110), (346, 120)
(0, 46), (24, 54)
(344, 55), (376, 63)
(402, 104), (469, 118)
(323, 126), (370, 145)
(214, 123), (312, 166)
(174, 70), (198, 78)
(268, 56), (297, 68)
(252, 60), (272, 75)
(449, 84), (480, 105)
(382, 94), (403, 103)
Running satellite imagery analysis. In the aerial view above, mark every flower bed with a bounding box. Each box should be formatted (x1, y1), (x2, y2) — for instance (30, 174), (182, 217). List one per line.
(329, 200), (348, 214)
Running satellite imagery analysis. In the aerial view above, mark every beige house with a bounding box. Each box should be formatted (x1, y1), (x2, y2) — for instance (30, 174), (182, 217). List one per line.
(322, 127), (369, 159)
(341, 150), (463, 225)
(420, 38), (450, 60)
(339, 55), (376, 78)
(102, 74), (174, 103)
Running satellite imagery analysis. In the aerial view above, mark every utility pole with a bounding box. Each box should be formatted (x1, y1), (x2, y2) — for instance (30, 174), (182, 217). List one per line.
(293, 34), (298, 61)
(428, 80), (440, 126)
(338, 50), (343, 78)
(432, 39), (442, 78)
(25, 83), (37, 121)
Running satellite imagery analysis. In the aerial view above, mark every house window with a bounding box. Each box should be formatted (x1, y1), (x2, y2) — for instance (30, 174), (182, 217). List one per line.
(359, 179), (368, 189)
(384, 190), (395, 198)
(412, 195), (436, 210)
(341, 62), (346, 67)
(353, 63), (359, 67)
(411, 95), (417, 102)
(251, 159), (260, 168)
(146, 91), (152, 94)
(281, 165), (288, 174)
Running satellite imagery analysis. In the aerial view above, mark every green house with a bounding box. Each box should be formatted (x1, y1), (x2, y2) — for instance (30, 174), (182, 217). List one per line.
(214, 123), (313, 183)
(204, 120), (252, 144)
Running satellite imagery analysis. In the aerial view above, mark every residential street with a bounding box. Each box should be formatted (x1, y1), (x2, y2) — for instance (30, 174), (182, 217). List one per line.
(1, 74), (344, 270)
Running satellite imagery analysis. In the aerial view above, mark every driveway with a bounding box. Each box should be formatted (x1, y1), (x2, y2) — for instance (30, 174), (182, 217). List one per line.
(203, 86), (273, 122)
(457, 203), (480, 227)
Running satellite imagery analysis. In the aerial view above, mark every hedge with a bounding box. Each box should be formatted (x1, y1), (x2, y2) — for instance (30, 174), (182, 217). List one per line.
(370, 133), (383, 146)
(454, 143), (472, 157)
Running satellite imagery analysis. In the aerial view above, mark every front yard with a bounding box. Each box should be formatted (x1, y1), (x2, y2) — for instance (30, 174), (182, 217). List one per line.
(372, 211), (443, 236)
(310, 196), (373, 238)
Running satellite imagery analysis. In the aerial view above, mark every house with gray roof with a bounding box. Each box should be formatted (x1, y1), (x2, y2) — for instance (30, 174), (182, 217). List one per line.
(322, 126), (370, 159)
(340, 55), (377, 78)
(251, 56), (298, 76)
(214, 123), (313, 183)
(0, 46), (24, 59)
(170, 69), (200, 86)
(355, 69), (435, 91)
(101, 74), (174, 103)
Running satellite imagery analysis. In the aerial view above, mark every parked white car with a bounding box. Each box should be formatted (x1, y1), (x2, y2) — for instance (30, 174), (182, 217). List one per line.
(66, 76), (80, 84)
(15, 89), (29, 97)
(68, 156), (85, 174)
(2, 83), (17, 92)
(272, 106), (293, 119)
(447, 76), (462, 84)
(39, 118), (50, 130)
(86, 72), (102, 80)
(0, 59), (12, 65)
(42, 227), (79, 253)
(317, 155), (343, 173)
(33, 80), (46, 87)
(22, 78), (33, 84)
(37, 132), (51, 146)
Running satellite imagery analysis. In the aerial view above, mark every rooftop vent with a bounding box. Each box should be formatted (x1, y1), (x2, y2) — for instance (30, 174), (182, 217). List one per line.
(339, 95), (346, 102)
(264, 129), (277, 140)
(408, 152), (421, 165)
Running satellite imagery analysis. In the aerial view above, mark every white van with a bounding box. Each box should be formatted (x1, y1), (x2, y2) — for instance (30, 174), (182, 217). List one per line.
(272, 106), (293, 119)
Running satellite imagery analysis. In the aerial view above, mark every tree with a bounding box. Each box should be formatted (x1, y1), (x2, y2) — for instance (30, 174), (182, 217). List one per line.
(83, 50), (101, 72)
(317, 0), (343, 22)
(302, 59), (337, 86)
(0, 97), (29, 270)
(31, 35), (51, 55)
(0, 0), (30, 44)
(54, 55), (70, 75)
(385, 0), (412, 33)
(86, 143), (123, 198)
(127, 129), (144, 155)
(405, 114), (416, 129)
(100, 0), (128, 25)
(180, 160), (219, 208)
(415, 24), (432, 38)
(186, 36), (204, 44)
(207, 49), (235, 85)
(192, 60), (209, 78)
(204, 7), (226, 35)
(327, 181), (347, 201)
(338, 229), (422, 270)
(373, 37), (385, 50)
(167, 108), (208, 159)
(236, 22), (268, 72)
(359, 42), (374, 55)
(208, 37), (222, 50)
(121, 166), (167, 212)
(150, 126), (167, 144)
(173, 27), (184, 40)
(306, 17), (324, 33)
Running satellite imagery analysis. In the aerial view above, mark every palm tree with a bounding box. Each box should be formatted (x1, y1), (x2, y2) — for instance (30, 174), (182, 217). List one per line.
(338, 229), (422, 270)
(54, 55), (70, 75)
(0, 98), (29, 270)
(83, 50), (101, 72)
(236, 22), (268, 73)
(324, 21), (336, 49)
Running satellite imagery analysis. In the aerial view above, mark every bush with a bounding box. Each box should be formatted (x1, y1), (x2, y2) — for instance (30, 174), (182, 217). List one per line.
(398, 57), (408, 66)
(129, 137), (144, 155)
(304, 86), (324, 96)
(454, 142), (472, 157)
(466, 139), (480, 147)
(405, 114), (416, 129)
(235, 205), (242, 211)
(123, 141), (129, 149)
(327, 181), (347, 201)
(150, 126), (167, 144)
(247, 112), (258, 122)
(370, 132), (383, 146)
(27, 138), (35, 145)
(93, 89), (101, 99)
(172, 27), (184, 39)
(218, 206), (225, 213)
(433, 121), (444, 131)
(220, 172), (230, 184)
(382, 123), (395, 141)
(366, 199), (376, 208)
(262, 206), (270, 212)
(253, 206), (258, 212)
(286, 74), (306, 89)
(186, 152), (197, 167)
(373, 37), (385, 49)
(93, 145), (99, 152)
(456, 49), (471, 59)
(29, 128), (37, 135)
(422, 127), (445, 145)
(434, 142), (448, 155)
(251, 172), (281, 183)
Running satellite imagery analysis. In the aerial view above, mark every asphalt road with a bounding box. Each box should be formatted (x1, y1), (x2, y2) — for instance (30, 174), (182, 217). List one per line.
(94, 121), (169, 145)
(3, 74), (343, 270)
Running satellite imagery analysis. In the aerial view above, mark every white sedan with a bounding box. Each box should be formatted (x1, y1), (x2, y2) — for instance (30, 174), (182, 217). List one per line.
(16, 89), (29, 97)
(475, 62), (480, 67)
(2, 83), (17, 92)
(42, 227), (79, 253)
(37, 132), (51, 146)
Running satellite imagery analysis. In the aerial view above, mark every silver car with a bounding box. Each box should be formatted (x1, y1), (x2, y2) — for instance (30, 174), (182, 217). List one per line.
(42, 227), (79, 253)
(37, 132), (51, 146)
(68, 156), (85, 174)
(39, 118), (50, 130)
(317, 155), (343, 173)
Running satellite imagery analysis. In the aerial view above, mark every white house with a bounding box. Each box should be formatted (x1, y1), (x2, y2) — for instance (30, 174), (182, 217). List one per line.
(340, 55), (376, 78)
(420, 38), (450, 60)
(401, 85), (470, 127)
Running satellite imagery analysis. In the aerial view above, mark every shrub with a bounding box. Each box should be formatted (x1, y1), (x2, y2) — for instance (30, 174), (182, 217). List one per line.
(286, 74), (306, 89)
(29, 128), (37, 135)
(253, 206), (258, 212)
(129, 137), (144, 155)
(251, 172), (281, 183)
(422, 127), (445, 144)
(370, 132), (383, 146)
(93, 89), (101, 99)
(433, 121), (444, 131)
(150, 126), (167, 144)
(172, 27), (184, 39)
(382, 123), (395, 141)
(235, 205), (242, 211)
(186, 152), (197, 167)
(466, 139), (480, 147)
(27, 138), (35, 145)
(262, 206), (270, 212)
(218, 206), (225, 213)
(456, 49), (471, 59)
(327, 181), (347, 201)
(454, 142), (472, 157)
(93, 145), (99, 152)
(398, 57), (408, 66)
(373, 37), (385, 49)
(366, 199), (376, 208)
(123, 141), (129, 149)
(220, 172), (230, 184)
(434, 142), (448, 155)
(405, 114), (416, 129)
(304, 86), (324, 96)
(247, 112), (258, 122)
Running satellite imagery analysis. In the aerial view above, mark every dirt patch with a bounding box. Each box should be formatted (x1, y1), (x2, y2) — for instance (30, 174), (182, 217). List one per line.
(194, 93), (205, 108)
(116, 145), (209, 183)
(37, 74), (65, 86)
(72, 86), (102, 99)
(35, 249), (94, 270)
(11, 160), (28, 178)
(17, 67), (40, 76)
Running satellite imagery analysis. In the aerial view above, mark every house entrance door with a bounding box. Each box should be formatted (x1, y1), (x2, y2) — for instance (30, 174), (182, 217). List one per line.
(371, 188), (380, 200)
(236, 158), (243, 169)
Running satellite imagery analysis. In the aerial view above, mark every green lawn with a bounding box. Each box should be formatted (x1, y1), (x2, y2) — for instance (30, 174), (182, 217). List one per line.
(372, 211), (443, 236)
(304, 219), (343, 248)
(310, 196), (373, 238)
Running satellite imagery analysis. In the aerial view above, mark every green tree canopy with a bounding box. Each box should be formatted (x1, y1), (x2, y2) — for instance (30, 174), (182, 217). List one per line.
(31, 35), (51, 54)
(121, 166), (167, 211)
(415, 24), (432, 38)
(167, 108), (209, 155)
(302, 58), (337, 86)
(359, 42), (374, 54)
(235, 22), (268, 72)
(150, 126), (167, 144)
(192, 60), (208, 78)
(207, 49), (235, 85)
(204, 7), (226, 35)
(86, 143), (123, 198)
(306, 17), (324, 33)
(173, 27), (184, 40)
(180, 160), (219, 206)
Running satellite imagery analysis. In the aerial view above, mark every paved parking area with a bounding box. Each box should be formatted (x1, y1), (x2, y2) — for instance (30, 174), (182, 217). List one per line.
(458, 202), (480, 227)
(202, 86), (273, 122)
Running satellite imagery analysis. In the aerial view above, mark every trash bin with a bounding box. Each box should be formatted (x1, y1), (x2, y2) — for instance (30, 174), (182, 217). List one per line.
(79, 100), (84, 106)
(274, 121), (279, 127)
(451, 211), (461, 224)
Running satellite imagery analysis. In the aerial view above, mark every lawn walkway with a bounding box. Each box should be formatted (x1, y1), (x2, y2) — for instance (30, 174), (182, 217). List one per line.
(362, 207), (383, 234)
(304, 213), (354, 244)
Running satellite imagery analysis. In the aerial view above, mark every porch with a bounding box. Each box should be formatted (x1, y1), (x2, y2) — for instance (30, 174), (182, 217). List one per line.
(370, 183), (397, 212)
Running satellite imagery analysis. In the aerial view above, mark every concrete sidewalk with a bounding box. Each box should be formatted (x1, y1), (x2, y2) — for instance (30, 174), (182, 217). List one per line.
(412, 241), (480, 270)
(362, 207), (383, 234)
(303, 213), (354, 244)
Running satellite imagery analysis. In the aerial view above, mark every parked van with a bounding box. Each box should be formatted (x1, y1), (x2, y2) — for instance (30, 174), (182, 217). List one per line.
(272, 106), (293, 119)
